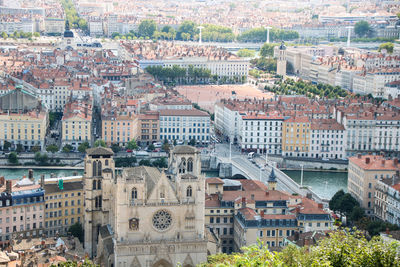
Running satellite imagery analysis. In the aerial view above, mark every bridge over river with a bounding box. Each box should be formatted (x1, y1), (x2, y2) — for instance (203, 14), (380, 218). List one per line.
(203, 152), (327, 204)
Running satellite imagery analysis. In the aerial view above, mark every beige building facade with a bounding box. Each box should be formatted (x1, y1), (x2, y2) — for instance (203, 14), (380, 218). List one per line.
(84, 146), (207, 267)
(348, 155), (400, 215)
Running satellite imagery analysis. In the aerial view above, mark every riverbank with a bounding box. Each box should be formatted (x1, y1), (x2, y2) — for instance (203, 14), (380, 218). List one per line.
(281, 168), (347, 173)
(0, 165), (83, 170)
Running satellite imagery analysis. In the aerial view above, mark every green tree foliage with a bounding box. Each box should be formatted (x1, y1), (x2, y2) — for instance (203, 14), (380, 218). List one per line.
(127, 139), (138, 150)
(111, 143), (121, 153)
(3, 141), (11, 151)
(266, 79), (348, 99)
(145, 65), (212, 85)
(77, 142), (90, 153)
(152, 157), (168, 168)
(177, 20), (196, 40)
(31, 145), (41, 153)
(115, 156), (137, 167)
(1, 32), (7, 39)
(68, 222), (84, 243)
(46, 144), (59, 153)
(60, 0), (88, 31)
(354, 21), (371, 37)
(189, 139), (196, 146)
(57, 259), (97, 266)
(251, 57), (277, 73)
(260, 43), (278, 57)
(237, 49), (255, 58)
(378, 42), (394, 54)
(62, 144), (74, 153)
(200, 24), (235, 42)
(200, 230), (400, 267)
(49, 112), (63, 127)
(94, 140), (106, 148)
(139, 159), (152, 166)
(238, 27), (299, 43)
(147, 144), (155, 151)
(8, 152), (18, 164)
(34, 152), (49, 165)
(329, 190), (359, 215)
(16, 144), (24, 153)
(138, 19), (157, 38)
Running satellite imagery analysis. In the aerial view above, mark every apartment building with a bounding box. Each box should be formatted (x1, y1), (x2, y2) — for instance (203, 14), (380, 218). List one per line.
(61, 98), (92, 150)
(352, 70), (400, 98)
(0, 86), (48, 150)
(44, 18), (65, 34)
(205, 174), (332, 253)
(309, 119), (346, 160)
(375, 174), (400, 225)
(0, 177), (45, 247)
(282, 117), (311, 157)
(238, 112), (283, 155)
(102, 114), (138, 146)
(44, 177), (84, 237)
(159, 109), (210, 144)
(348, 155), (400, 215)
(137, 112), (159, 145)
(89, 19), (104, 37)
(214, 101), (243, 143)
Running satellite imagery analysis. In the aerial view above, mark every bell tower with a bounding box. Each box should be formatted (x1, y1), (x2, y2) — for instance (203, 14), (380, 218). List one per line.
(83, 147), (114, 258)
(276, 41), (287, 76)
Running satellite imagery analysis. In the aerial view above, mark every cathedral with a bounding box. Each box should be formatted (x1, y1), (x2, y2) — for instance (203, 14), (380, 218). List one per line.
(83, 146), (207, 267)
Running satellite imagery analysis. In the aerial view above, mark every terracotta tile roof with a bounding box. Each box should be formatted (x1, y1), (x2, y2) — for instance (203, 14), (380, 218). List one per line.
(349, 155), (400, 171)
(206, 177), (224, 184)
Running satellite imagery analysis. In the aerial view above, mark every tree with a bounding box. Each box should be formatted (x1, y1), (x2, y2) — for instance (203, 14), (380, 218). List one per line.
(349, 206), (365, 222)
(1, 32), (7, 39)
(138, 19), (157, 38)
(354, 21), (371, 37)
(189, 139), (196, 146)
(237, 49), (255, 58)
(329, 190), (345, 212)
(147, 144), (155, 151)
(111, 143), (121, 153)
(46, 144), (59, 153)
(152, 157), (168, 168)
(378, 42), (394, 54)
(68, 222), (84, 243)
(162, 140), (170, 153)
(199, 230), (400, 267)
(139, 159), (152, 166)
(94, 139), (106, 148)
(33, 32), (40, 38)
(62, 144), (74, 153)
(57, 260), (97, 266)
(8, 152), (18, 164)
(78, 142), (90, 153)
(34, 152), (49, 165)
(3, 141), (11, 151)
(16, 144), (23, 153)
(260, 43), (277, 57)
(126, 139), (138, 150)
(31, 145), (41, 153)
(177, 20), (196, 40)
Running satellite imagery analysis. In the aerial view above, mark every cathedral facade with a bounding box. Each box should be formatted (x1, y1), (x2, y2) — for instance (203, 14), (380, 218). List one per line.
(83, 146), (207, 267)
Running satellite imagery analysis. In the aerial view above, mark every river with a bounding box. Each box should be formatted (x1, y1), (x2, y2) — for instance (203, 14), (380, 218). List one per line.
(0, 168), (84, 180)
(283, 170), (347, 199)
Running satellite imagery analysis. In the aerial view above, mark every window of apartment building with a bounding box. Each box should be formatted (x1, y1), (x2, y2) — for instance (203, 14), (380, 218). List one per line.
(210, 217), (214, 223)
(216, 217), (220, 223)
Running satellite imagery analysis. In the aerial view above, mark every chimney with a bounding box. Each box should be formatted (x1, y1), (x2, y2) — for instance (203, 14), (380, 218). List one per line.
(28, 169), (34, 181)
(365, 157), (370, 164)
(394, 158), (398, 166)
(357, 154), (361, 159)
(241, 197), (246, 208)
(0, 177), (4, 186)
(260, 210), (265, 217)
(6, 180), (12, 193)
(318, 203), (323, 209)
(381, 160), (385, 166)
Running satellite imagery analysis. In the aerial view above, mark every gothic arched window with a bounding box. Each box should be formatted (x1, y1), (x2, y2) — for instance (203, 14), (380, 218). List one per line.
(105, 159), (109, 166)
(92, 180), (97, 190)
(179, 158), (186, 174)
(187, 158), (193, 172)
(97, 180), (101, 190)
(97, 161), (102, 176)
(132, 187), (138, 199)
(92, 161), (97, 176)
(186, 186), (192, 197)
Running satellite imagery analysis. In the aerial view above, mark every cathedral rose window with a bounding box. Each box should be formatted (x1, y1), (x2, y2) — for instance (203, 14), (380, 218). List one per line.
(152, 210), (172, 231)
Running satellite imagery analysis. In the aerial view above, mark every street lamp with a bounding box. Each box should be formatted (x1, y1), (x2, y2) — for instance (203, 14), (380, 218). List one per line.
(346, 26), (353, 48)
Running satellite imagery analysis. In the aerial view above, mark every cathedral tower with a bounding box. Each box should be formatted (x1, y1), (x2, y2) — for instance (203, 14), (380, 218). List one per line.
(276, 41), (287, 76)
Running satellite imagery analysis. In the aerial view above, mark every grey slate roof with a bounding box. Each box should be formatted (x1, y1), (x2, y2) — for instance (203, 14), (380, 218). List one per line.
(44, 181), (83, 194)
(172, 145), (197, 154)
(86, 147), (114, 156)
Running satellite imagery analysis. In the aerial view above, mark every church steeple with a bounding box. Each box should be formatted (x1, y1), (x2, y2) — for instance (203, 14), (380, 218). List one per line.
(268, 168), (277, 190)
(65, 19), (70, 31)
